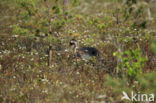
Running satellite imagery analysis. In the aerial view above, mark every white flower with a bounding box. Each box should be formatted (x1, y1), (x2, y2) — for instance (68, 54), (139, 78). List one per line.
(97, 94), (106, 99)
(65, 49), (68, 52)
(13, 76), (16, 79)
(12, 35), (19, 38)
(41, 78), (49, 83)
(30, 58), (34, 61)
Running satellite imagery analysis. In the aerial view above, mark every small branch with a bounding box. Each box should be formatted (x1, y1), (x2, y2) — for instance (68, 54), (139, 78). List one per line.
(48, 45), (53, 67)
(63, 0), (70, 18)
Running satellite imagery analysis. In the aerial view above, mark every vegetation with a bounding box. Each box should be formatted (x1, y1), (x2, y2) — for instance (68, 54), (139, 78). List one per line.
(0, 0), (156, 103)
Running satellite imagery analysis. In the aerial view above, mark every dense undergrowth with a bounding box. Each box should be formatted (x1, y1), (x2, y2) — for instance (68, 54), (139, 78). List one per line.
(0, 0), (156, 103)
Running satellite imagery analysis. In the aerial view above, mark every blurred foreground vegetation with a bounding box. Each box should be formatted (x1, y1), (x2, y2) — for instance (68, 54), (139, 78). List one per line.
(0, 0), (156, 103)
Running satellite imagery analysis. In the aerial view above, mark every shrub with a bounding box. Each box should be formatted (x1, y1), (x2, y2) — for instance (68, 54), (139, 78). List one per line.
(114, 48), (147, 80)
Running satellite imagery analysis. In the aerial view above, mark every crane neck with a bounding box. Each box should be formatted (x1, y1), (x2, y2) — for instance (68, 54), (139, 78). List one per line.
(73, 42), (78, 53)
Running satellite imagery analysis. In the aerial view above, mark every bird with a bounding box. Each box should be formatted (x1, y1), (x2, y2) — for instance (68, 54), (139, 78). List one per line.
(69, 39), (103, 61)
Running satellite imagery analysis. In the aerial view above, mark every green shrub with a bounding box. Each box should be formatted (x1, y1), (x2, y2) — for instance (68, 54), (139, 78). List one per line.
(12, 25), (29, 35)
(114, 48), (147, 80)
(17, 0), (37, 16)
(105, 72), (156, 102)
(151, 39), (156, 54)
